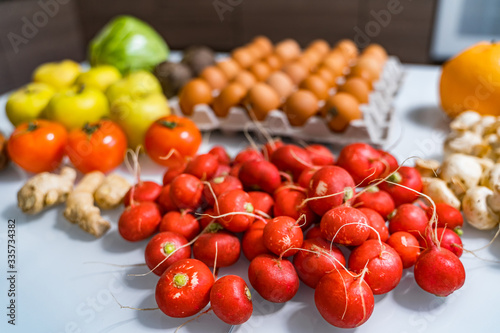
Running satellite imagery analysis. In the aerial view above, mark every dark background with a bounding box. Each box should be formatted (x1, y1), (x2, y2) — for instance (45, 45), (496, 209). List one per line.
(0, 0), (438, 93)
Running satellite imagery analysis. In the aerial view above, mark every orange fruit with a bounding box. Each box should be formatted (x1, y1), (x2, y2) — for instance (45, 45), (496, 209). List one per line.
(440, 41), (500, 117)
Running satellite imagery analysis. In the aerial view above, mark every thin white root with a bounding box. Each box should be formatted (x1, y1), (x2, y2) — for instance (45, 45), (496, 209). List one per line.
(17, 167), (77, 214)
(95, 174), (132, 210)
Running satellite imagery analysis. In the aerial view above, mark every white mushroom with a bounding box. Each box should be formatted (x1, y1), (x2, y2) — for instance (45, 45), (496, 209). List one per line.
(449, 110), (482, 132)
(444, 130), (483, 156)
(421, 177), (461, 210)
(462, 186), (500, 230)
(471, 115), (497, 136)
(439, 154), (489, 198)
(415, 159), (441, 178)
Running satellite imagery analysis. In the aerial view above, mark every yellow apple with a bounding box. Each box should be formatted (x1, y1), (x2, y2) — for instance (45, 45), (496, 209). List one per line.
(106, 70), (162, 103)
(75, 65), (122, 92)
(33, 59), (81, 90)
(6, 82), (55, 126)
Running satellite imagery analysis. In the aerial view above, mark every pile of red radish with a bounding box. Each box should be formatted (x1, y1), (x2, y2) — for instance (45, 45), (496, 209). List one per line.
(116, 141), (466, 329)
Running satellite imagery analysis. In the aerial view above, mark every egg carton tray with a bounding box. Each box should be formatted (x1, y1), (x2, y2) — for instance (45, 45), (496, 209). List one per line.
(170, 56), (404, 146)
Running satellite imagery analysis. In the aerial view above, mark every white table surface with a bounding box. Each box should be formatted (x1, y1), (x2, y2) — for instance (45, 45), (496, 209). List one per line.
(1, 64), (500, 333)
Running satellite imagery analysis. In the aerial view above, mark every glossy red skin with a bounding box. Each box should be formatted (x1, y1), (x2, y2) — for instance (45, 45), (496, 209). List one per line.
(155, 259), (214, 318)
(358, 207), (389, 242)
(193, 230), (241, 267)
(274, 189), (317, 230)
(185, 153), (219, 180)
(203, 175), (243, 206)
(162, 163), (186, 185)
(156, 185), (177, 212)
(123, 181), (162, 206)
(297, 167), (318, 189)
(144, 231), (191, 276)
(414, 246), (466, 296)
(377, 149), (398, 177)
(214, 163), (232, 177)
(320, 206), (370, 246)
(388, 204), (428, 242)
(248, 191), (274, 216)
(210, 275), (253, 325)
(229, 163), (243, 178)
(263, 216), (304, 257)
(217, 189), (255, 232)
(261, 139), (284, 160)
(306, 144), (335, 166)
(336, 143), (386, 186)
(348, 240), (403, 295)
(386, 231), (421, 268)
(425, 203), (464, 230)
(271, 145), (313, 181)
(315, 269), (374, 328)
(159, 211), (200, 241)
(353, 187), (395, 219)
(305, 225), (322, 240)
(248, 254), (300, 303)
(199, 208), (216, 229)
(292, 238), (346, 288)
(118, 202), (162, 241)
(234, 148), (264, 165)
(242, 220), (272, 261)
(209, 145), (231, 165)
(307, 165), (356, 216)
(169, 174), (203, 210)
(239, 159), (281, 194)
(421, 228), (463, 257)
(379, 166), (423, 207)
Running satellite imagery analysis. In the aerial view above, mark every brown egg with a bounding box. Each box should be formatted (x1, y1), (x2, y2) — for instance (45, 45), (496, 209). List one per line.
(264, 54), (283, 71)
(351, 56), (383, 82)
(347, 69), (374, 90)
(284, 90), (319, 126)
(321, 92), (361, 132)
(267, 71), (295, 101)
(315, 66), (337, 88)
(246, 82), (281, 120)
(247, 44), (265, 61)
(302, 50), (322, 68)
(308, 39), (330, 57)
(275, 39), (301, 63)
(212, 82), (248, 117)
(322, 51), (348, 76)
(282, 62), (309, 85)
(363, 44), (388, 64)
(178, 78), (213, 116)
(232, 47), (255, 68)
(299, 75), (329, 100)
(232, 70), (257, 90)
(249, 61), (272, 81)
(217, 59), (241, 80)
(296, 55), (316, 72)
(199, 66), (228, 90)
(338, 77), (371, 104)
(335, 39), (359, 61)
(252, 36), (274, 57)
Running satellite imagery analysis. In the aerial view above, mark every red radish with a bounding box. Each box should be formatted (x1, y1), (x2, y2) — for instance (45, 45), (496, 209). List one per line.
(248, 254), (300, 303)
(239, 159), (281, 194)
(169, 174), (203, 210)
(144, 231), (191, 276)
(203, 175), (243, 206)
(305, 225), (322, 240)
(199, 208), (216, 229)
(379, 166), (423, 207)
(229, 163), (244, 178)
(248, 191), (274, 216)
(159, 211), (200, 241)
(336, 143), (387, 186)
(358, 207), (389, 242)
(388, 204), (428, 242)
(242, 220), (272, 261)
(156, 184), (177, 212)
(274, 188), (317, 230)
(118, 201), (162, 241)
(155, 258), (214, 318)
(306, 144), (335, 166)
(234, 147), (264, 165)
(320, 206), (370, 246)
(315, 269), (374, 328)
(123, 181), (162, 206)
(293, 238), (346, 288)
(414, 244), (466, 297)
(210, 275), (253, 325)
(386, 231), (421, 268)
(209, 145), (231, 165)
(377, 149), (398, 176)
(184, 153), (219, 180)
(214, 163), (231, 177)
(263, 216), (304, 257)
(193, 227), (241, 267)
(307, 165), (355, 216)
(353, 186), (395, 219)
(421, 227), (463, 257)
(425, 203), (464, 234)
(262, 139), (284, 160)
(271, 144), (314, 180)
(217, 189), (255, 232)
(348, 240), (403, 294)
(297, 167), (318, 189)
(162, 163), (186, 185)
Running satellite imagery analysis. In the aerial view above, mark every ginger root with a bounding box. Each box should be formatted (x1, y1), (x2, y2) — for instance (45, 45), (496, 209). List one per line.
(18, 167), (77, 214)
(95, 174), (131, 210)
(64, 171), (110, 237)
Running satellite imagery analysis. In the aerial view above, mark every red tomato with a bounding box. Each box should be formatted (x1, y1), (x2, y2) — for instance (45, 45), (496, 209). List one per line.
(66, 120), (127, 173)
(144, 115), (202, 167)
(8, 120), (68, 173)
